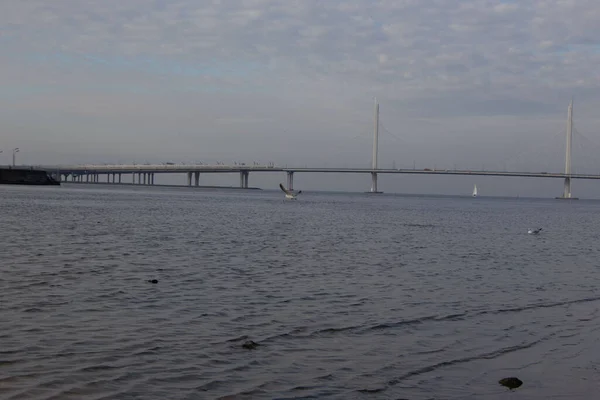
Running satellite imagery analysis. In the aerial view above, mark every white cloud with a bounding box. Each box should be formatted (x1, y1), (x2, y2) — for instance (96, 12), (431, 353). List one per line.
(2, 0), (600, 188)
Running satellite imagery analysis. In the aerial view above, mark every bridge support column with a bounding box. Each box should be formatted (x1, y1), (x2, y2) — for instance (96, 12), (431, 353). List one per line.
(138, 173), (142, 184)
(286, 171), (294, 190)
(150, 173), (154, 185)
(239, 171), (249, 188)
(143, 173), (147, 185)
(119, 173), (122, 184)
(370, 172), (378, 193)
(107, 174), (110, 183)
(187, 172), (192, 186)
(563, 177), (572, 198)
(194, 172), (200, 186)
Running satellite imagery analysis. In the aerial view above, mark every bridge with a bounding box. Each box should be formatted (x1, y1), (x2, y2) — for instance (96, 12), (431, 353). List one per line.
(31, 99), (593, 198)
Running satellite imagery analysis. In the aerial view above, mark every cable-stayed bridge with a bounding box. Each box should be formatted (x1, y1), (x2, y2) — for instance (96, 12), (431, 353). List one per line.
(24, 99), (600, 199)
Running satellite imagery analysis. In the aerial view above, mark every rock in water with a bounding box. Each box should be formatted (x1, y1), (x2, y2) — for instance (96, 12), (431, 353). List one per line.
(499, 377), (523, 389)
(242, 340), (259, 350)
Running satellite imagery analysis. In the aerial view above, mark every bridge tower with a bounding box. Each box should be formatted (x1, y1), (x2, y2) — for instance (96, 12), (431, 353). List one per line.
(557, 99), (577, 200)
(369, 97), (383, 193)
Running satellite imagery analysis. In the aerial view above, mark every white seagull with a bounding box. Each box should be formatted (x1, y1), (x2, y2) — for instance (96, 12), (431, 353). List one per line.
(528, 228), (542, 235)
(279, 183), (302, 200)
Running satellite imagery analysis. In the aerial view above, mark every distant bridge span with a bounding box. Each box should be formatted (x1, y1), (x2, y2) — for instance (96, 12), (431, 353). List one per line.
(41, 163), (600, 180)
(29, 99), (587, 198)
(33, 163), (600, 197)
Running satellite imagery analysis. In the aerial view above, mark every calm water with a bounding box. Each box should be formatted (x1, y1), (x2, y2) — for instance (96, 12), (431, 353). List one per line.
(1, 184), (600, 400)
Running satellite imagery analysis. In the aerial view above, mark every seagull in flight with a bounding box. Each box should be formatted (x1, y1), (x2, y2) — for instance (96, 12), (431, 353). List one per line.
(528, 228), (542, 235)
(279, 183), (302, 200)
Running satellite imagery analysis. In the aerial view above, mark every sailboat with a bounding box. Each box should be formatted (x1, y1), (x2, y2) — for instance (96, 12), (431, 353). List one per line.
(472, 184), (478, 197)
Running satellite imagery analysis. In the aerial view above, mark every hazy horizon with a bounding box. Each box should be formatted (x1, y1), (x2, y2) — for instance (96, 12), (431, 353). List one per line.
(2, 0), (600, 196)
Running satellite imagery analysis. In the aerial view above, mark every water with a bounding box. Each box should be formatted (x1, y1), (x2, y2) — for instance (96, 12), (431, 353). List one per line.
(2, 184), (600, 400)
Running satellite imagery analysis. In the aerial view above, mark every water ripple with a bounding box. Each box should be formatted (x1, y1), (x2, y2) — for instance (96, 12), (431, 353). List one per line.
(2, 186), (600, 399)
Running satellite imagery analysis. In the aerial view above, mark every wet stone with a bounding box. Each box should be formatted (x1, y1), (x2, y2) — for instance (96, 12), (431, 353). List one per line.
(499, 377), (523, 390)
(242, 340), (259, 350)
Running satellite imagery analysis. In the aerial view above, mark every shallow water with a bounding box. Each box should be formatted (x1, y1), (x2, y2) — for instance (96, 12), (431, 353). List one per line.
(1, 184), (600, 399)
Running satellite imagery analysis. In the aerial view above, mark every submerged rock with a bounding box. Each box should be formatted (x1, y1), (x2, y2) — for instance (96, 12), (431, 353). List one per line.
(499, 377), (523, 389)
(242, 340), (259, 350)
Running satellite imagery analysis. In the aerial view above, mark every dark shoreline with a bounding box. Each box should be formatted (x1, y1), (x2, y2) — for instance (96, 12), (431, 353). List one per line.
(0, 167), (60, 185)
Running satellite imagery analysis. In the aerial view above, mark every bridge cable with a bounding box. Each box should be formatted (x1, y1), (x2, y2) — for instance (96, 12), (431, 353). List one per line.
(500, 128), (565, 172)
(572, 125), (600, 174)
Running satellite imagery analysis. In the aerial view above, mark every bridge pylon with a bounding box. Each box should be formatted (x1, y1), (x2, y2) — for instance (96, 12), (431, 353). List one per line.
(557, 99), (579, 200)
(367, 97), (383, 194)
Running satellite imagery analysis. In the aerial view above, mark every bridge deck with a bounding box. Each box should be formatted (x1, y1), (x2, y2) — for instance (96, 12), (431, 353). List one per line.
(35, 164), (600, 180)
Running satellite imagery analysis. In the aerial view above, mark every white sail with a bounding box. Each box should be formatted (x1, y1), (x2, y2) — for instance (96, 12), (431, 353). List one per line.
(472, 184), (478, 197)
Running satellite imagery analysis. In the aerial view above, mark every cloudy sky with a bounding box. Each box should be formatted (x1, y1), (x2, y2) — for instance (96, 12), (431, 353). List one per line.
(2, 0), (600, 195)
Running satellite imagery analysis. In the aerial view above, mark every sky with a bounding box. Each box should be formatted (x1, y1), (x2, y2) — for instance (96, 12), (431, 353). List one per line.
(2, 0), (600, 196)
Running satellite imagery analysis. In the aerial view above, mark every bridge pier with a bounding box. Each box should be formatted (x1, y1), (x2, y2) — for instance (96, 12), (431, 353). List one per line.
(239, 171), (249, 188)
(194, 172), (200, 186)
(286, 171), (294, 190)
(563, 177), (572, 198)
(370, 172), (378, 193)
(187, 172), (192, 186)
(119, 173), (122, 184)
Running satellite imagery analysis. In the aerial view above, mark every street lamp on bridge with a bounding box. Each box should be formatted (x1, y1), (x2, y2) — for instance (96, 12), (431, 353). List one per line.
(12, 148), (19, 166)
